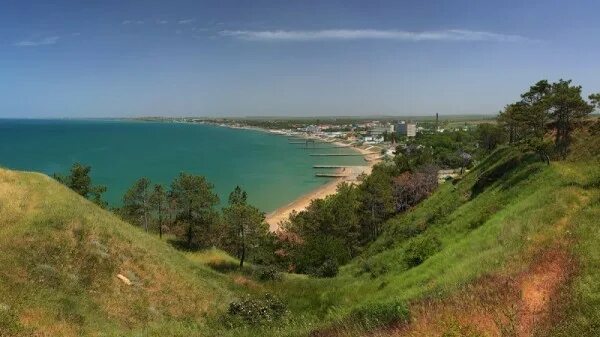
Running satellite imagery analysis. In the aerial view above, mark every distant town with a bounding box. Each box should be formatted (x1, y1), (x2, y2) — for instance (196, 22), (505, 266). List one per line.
(135, 115), (492, 158)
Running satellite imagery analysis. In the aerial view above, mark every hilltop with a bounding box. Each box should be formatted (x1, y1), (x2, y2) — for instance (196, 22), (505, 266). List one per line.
(1, 126), (599, 337)
(0, 169), (240, 336)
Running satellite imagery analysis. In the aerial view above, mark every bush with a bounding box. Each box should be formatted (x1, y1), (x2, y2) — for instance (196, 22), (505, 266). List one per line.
(350, 300), (409, 328)
(205, 259), (239, 273)
(312, 259), (339, 278)
(255, 266), (281, 282)
(358, 260), (389, 279)
(225, 294), (287, 326)
(293, 235), (350, 275)
(404, 235), (442, 268)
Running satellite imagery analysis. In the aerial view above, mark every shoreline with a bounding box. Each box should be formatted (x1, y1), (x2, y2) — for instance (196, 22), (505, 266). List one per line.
(131, 119), (383, 230)
(202, 121), (384, 231)
(265, 142), (381, 231)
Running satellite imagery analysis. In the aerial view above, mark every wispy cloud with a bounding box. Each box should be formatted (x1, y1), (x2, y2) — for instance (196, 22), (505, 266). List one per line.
(220, 29), (531, 42)
(178, 19), (195, 25)
(122, 20), (144, 25)
(14, 36), (60, 47)
(156, 20), (169, 24)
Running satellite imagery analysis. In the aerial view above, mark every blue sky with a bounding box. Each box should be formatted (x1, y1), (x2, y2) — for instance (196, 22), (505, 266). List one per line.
(1, 0), (599, 118)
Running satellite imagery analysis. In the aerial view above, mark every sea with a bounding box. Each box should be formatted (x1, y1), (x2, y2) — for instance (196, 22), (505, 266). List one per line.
(0, 119), (365, 211)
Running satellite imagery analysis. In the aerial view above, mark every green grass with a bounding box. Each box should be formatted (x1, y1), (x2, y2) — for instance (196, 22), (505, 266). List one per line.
(1, 140), (599, 336)
(0, 169), (239, 336)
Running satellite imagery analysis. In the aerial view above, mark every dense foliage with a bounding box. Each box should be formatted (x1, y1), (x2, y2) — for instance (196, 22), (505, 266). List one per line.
(225, 294), (288, 326)
(498, 79), (595, 160)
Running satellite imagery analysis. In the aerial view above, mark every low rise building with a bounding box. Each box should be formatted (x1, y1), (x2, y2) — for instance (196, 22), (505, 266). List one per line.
(362, 135), (384, 144)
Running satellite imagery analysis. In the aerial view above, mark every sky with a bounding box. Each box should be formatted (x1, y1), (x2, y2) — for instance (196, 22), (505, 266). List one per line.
(1, 0), (599, 118)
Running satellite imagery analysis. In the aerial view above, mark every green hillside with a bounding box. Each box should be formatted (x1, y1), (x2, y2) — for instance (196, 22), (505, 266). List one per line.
(1, 129), (599, 337)
(0, 169), (239, 336)
(246, 141), (599, 337)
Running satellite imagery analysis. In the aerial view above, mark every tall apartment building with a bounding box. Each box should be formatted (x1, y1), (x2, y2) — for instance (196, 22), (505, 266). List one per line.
(396, 121), (417, 137)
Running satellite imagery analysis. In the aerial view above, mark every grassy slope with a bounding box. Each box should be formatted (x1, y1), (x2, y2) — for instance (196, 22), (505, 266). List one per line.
(0, 169), (240, 337)
(1, 130), (599, 337)
(255, 140), (600, 336)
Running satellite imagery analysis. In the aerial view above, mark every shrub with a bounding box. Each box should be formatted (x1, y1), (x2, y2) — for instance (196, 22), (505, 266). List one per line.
(312, 258), (339, 278)
(293, 235), (349, 275)
(350, 300), (409, 328)
(358, 260), (389, 279)
(225, 294), (287, 326)
(205, 260), (239, 273)
(255, 266), (281, 282)
(404, 235), (442, 268)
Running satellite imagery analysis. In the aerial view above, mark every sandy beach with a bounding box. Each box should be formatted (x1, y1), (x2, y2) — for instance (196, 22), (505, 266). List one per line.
(265, 142), (381, 231)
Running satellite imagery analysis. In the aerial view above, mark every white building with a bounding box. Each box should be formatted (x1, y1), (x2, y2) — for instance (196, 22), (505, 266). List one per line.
(362, 135), (384, 144)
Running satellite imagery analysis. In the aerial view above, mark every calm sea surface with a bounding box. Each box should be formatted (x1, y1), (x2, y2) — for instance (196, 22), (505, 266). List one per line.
(0, 119), (364, 211)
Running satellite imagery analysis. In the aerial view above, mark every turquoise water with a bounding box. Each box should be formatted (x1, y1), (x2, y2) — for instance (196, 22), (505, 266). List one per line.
(0, 119), (365, 211)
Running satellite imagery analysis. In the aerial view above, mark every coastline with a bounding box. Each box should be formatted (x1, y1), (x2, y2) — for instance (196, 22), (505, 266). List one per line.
(132, 119), (384, 230)
(265, 142), (381, 231)
(202, 121), (384, 231)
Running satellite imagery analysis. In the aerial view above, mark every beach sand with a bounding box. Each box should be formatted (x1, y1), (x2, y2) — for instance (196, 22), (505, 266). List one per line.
(265, 143), (381, 231)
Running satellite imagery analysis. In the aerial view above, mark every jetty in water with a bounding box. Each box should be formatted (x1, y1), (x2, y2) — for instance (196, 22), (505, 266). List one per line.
(315, 173), (349, 178)
(309, 153), (366, 157)
(313, 165), (347, 168)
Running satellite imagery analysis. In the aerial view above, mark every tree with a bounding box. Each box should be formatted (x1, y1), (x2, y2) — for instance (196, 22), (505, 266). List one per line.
(150, 184), (168, 238)
(476, 123), (507, 152)
(498, 103), (523, 144)
(393, 166), (438, 213)
(497, 79), (594, 160)
(546, 80), (594, 158)
(282, 182), (361, 268)
(520, 80), (552, 140)
(53, 162), (107, 207)
(327, 182), (361, 256)
(122, 177), (152, 231)
(394, 143), (434, 173)
(590, 93), (600, 109)
(221, 186), (268, 268)
(228, 185), (247, 205)
(170, 173), (219, 248)
(358, 166), (395, 242)
(497, 81), (551, 146)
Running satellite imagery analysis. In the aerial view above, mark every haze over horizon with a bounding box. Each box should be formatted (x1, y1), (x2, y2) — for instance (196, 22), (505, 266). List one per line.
(2, 0), (599, 118)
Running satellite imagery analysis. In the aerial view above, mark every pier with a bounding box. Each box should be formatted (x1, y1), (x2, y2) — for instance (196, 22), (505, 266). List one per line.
(315, 173), (349, 178)
(313, 165), (347, 168)
(309, 153), (366, 156)
(313, 144), (352, 148)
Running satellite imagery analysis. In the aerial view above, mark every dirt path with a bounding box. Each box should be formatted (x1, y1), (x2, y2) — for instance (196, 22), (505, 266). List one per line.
(518, 249), (571, 337)
(367, 246), (571, 337)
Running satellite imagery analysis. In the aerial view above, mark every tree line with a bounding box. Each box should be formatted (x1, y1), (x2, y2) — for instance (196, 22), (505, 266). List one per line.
(53, 166), (270, 268)
(479, 79), (598, 161)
